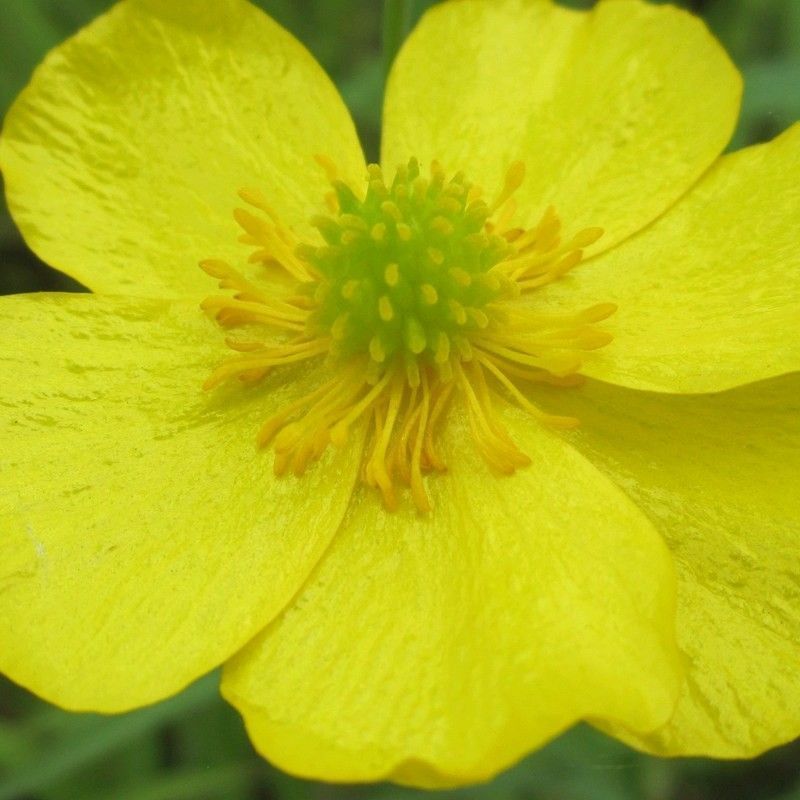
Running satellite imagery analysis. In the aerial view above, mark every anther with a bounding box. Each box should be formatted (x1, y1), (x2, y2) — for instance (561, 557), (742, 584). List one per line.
(237, 187), (276, 217)
(491, 161), (526, 212)
(324, 192), (338, 213)
(582, 302), (618, 322)
(313, 153), (339, 182)
(571, 227), (604, 248)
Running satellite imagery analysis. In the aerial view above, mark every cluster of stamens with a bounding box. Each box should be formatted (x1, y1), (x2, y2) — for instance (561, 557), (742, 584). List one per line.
(200, 156), (615, 512)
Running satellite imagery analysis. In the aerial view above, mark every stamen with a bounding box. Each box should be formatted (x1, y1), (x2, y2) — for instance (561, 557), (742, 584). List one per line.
(200, 156), (616, 512)
(233, 208), (315, 282)
(202, 338), (330, 390)
(313, 153), (339, 183)
(409, 370), (432, 512)
(491, 161), (526, 212)
(364, 372), (405, 508)
(200, 298), (307, 332)
(476, 352), (579, 430)
(329, 367), (396, 446)
(456, 361), (529, 474)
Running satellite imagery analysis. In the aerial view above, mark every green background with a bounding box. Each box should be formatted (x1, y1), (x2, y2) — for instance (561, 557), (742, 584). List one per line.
(1, 1), (799, 798)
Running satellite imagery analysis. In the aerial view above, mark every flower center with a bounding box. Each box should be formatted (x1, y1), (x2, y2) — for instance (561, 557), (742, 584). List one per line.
(200, 157), (615, 512)
(302, 158), (516, 385)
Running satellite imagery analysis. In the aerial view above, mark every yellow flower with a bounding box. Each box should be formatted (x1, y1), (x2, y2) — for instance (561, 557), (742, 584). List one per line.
(1, 0), (798, 788)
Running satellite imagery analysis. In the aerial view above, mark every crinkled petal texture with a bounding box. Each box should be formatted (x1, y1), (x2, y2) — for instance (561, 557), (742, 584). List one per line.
(0, 293), (362, 712)
(221, 407), (682, 788)
(539, 124), (800, 393)
(0, 0), (365, 298)
(542, 375), (800, 756)
(383, 0), (740, 254)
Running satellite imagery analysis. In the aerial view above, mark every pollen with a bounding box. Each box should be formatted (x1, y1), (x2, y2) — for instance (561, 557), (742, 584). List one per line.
(201, 158), (615, 512)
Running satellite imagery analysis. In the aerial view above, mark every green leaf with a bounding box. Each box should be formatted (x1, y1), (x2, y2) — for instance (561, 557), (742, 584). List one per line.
(98, 763), (257, 800)
(0, 674), (219, 800)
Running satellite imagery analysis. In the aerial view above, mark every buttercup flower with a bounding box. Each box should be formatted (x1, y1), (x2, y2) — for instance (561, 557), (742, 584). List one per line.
(1, 0), (799, 788)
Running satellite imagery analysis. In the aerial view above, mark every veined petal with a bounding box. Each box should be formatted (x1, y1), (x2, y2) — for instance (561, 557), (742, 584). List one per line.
(543, 374), (800, 756)
(0, 0), (365, 299)
(540, 124), (800, 393)
(221, 405), (681, 788)
(0, 293), (362, 711)
(383, 0), (740, 255)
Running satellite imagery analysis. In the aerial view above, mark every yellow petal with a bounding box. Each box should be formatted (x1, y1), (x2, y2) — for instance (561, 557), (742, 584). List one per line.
(0, 0), (364, 299)
(221, 404), (681, 788)
(540, 124), (800, 392)
(543, 374), (800, 756)
(0, 293), (361, 712)
(383, 0), (740, 255)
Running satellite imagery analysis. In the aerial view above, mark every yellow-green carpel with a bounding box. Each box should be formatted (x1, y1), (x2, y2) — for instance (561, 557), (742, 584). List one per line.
(303, 159), (515, 382)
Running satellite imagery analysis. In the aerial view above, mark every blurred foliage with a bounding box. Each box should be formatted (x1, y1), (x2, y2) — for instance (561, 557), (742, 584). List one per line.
(1, 0), (799, 798)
